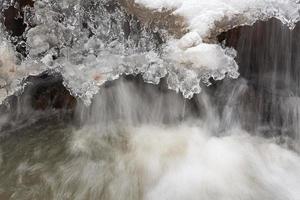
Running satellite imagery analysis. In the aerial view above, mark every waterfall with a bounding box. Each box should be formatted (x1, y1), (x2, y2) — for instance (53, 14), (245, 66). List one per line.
(0, 0), (300, 199)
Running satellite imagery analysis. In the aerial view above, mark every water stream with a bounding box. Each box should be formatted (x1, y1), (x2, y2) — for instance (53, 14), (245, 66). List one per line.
(0, 1), (300, 200)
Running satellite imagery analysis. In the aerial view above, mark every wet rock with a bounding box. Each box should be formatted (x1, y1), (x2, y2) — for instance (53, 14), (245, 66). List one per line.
(217, 18), (300, 136)
(120, 0), (187, 38)
(27, 73), (77, 111)
(2, 0), (34, 36)
(0, 72), (77, 133)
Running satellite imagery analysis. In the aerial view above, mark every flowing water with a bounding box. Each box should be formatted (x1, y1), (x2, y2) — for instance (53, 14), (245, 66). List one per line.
(1, 1), (300, 200)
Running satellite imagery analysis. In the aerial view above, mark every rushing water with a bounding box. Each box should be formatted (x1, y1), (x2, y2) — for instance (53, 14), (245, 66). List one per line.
(1, 72), (300, 199)
(1, 1), (300, 200)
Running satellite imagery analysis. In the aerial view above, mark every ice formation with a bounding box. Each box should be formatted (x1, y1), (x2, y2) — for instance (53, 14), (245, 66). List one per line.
(0, 23), (44, 103)
(0, 0), (299, 104)
(134, 0), (300, 90)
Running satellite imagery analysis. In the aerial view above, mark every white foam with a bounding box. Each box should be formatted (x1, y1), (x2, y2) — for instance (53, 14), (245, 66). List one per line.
(67, 124), (300, 200)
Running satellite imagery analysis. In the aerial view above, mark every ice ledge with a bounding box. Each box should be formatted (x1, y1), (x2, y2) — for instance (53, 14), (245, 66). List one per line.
(130, 0), (300, 97)
(0, 0), (299, 106)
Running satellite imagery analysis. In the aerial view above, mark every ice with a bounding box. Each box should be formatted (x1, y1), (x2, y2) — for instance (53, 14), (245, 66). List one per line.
(134, 0), (300, 95)
(0, 0), (299, 104)
(0, 27), (30, 102)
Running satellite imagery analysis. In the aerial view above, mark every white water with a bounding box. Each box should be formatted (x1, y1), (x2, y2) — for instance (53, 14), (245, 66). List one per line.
(67, 124), (300, 200)
(1, 77), (300, 199)
(0, 1), (300, 199)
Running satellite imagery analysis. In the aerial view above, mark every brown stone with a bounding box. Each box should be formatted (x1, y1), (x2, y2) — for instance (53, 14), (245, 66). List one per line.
(120, 0), (187, 39)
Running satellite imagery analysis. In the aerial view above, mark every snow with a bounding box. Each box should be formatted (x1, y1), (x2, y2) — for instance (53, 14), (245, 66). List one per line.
(135, 0), (300, 33)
